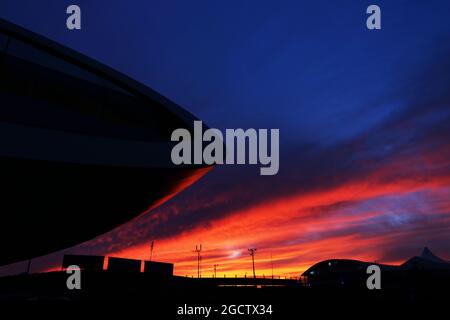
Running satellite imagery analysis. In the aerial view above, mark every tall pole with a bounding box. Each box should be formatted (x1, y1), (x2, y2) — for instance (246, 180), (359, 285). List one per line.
(271, 252), (274, 279)
(150, 240), (154, 262)
(248, 248), (257, 279)
(26, 258), (32, 274)
(194, 244), (202, 278)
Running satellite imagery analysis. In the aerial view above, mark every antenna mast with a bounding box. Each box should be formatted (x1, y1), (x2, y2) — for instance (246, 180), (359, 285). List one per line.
(248, 248), (257, 279)
(150, 240), (154, 262)
(213, 264), (219, 278)
(194, 244), (202, 278)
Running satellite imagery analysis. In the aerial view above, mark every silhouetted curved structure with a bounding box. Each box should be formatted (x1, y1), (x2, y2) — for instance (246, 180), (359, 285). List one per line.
(0, 19), (212, 266)
(302, 247), (450, 289)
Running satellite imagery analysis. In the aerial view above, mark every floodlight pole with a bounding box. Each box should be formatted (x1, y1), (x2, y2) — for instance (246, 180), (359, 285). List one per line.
(150, 240), (154, 262)
(194, 244), (202, 278)
(248, 248), (257, 279)
(271, 252), (274, 279)
(26, 258), (32, 274)
(213, 264), (219, 278)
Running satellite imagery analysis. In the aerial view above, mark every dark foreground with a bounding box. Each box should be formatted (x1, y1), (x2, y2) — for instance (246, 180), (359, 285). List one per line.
(1, 270), (449, 301)
(1, 271), (449, 318)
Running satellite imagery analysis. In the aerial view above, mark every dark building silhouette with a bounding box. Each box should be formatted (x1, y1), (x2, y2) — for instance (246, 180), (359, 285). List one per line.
(0, 18), (212, 266)
(107, 257), (142, 273)
(303, 247), (450, 289)
(59, 254), (174, 276)
(143, 261), (174, 277)
(1, 249), (450, 301)
(302, 259), (395, 288)
(401, 247), (450, 271)
(62, 254), (105, 271)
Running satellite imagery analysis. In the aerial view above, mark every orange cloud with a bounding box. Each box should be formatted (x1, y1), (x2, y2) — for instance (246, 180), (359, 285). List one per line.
(109, 151), (450, 277)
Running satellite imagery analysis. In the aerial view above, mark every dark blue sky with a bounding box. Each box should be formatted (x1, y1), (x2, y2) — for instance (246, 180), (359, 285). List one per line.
(1, 1), (450, 275)
(1, 0), (448, 144)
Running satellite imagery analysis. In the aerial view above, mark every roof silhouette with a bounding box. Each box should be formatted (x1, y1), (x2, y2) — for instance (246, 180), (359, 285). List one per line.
(419, 247), (448, 264)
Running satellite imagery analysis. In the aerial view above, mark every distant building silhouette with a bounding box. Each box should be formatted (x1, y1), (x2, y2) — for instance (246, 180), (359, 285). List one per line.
(61, 255), (174, 276)
(62, 254), (104, 271)
(401, 247), (450, 270)
(107, 257), (141, 273)
(303, 247), (450, 288)
(143, 261), (173, 277)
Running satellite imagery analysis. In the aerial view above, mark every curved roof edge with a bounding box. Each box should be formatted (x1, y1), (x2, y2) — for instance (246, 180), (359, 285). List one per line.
(302, 259), (397, 276)
(0, 18), (201, 130)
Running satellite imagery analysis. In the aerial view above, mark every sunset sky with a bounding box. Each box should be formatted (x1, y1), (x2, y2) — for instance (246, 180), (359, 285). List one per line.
(1, 0), (450, 277)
